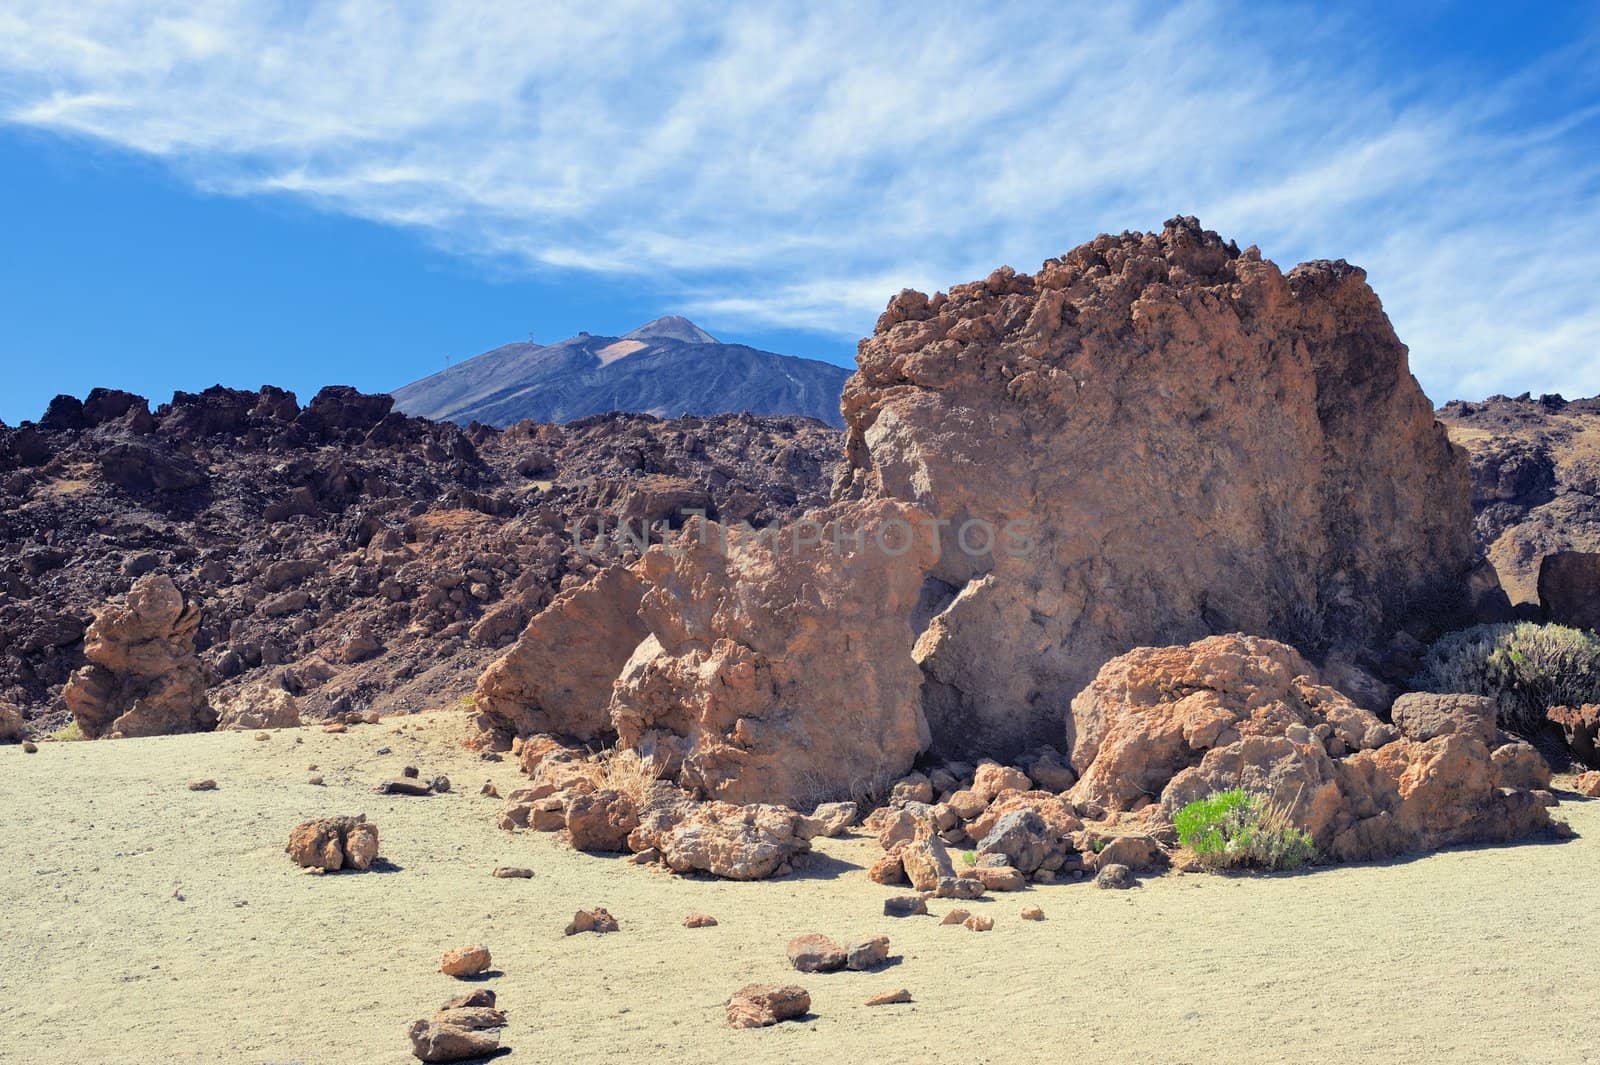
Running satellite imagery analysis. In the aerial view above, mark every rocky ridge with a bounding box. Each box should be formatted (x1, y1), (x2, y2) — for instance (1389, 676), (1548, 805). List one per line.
(0, 385), (838, 733)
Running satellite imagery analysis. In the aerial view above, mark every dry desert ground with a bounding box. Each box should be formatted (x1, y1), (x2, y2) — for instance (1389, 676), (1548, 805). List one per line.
(3, 712), (1596, 1065)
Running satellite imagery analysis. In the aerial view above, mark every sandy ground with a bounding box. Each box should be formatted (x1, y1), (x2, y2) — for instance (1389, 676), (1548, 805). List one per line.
(3, 714), (1597, 1065)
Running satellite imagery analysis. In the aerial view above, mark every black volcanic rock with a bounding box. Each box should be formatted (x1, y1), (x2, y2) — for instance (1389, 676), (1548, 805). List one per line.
(391, 316), (850, 428)
(0, 387), (838, 732)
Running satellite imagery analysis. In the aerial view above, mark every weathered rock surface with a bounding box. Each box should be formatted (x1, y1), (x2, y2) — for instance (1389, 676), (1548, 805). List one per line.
(214, 679), (300, 731)
(786, 933), (847, 973)
(607, 500), (939, 806)
(472, 566), (648, 744)
(726, 984), (810, 1029)
(1537, 552), (1600, 630)
(836, 218), (1477, 757)
(408, 1016), (501, 1063)
(61, 574), (213, 739)
(0, 701), (26, 743)
(564, 907), (619, 935)
(1074, 636), (1551, 862)
(439, 945), (491, 978)
(285, 814), (379, 872)
(1548, 705), (1600, 768)
(1437, 393), (1600, 605)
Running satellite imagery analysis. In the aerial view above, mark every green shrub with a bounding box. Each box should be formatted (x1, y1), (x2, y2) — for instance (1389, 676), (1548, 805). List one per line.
(1173, 789), (1315, 872)
(1411, 622), (1600, 735)
(49, 720), (85, 742)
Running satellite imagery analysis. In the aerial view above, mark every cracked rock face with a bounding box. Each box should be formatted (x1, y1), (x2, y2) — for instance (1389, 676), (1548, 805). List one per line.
(61, 574), (214, 738)
(836, 217), (1477, 757)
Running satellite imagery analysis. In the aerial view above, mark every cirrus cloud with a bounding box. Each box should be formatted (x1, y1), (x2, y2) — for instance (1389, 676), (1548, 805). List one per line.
(0, 1), (1596, 401)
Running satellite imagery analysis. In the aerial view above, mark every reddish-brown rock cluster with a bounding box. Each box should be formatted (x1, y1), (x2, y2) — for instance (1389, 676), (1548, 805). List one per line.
(836, 217), (1478, 756)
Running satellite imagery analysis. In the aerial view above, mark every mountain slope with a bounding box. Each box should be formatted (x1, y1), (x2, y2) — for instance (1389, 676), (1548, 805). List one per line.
(392, 316), (850, 427)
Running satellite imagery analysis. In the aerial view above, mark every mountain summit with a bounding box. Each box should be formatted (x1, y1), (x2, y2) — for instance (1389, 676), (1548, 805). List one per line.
(391, 317), (848, 427)
(622, 315), (719, 344)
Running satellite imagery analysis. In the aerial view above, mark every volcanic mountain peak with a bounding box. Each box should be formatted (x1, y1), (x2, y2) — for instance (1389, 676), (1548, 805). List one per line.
(621, 315), (719, 345)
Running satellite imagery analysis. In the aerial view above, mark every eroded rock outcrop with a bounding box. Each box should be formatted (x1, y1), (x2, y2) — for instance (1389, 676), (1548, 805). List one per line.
(61, 574), (214, 738)
(471, 566), (647, 745)
(606, 500), (938, 806)
(835, 218), (1477, 757)
(1078, 636), (1551, 862)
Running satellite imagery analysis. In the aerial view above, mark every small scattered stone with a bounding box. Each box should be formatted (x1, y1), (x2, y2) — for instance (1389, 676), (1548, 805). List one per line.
(408, 1018), (501, 1063)
(845, 935), (890, 970)
(883, 895), (928, 918)
(974, 865), (1026, 892)
(377, 779), (433, 796)
(22, 740), (38, 753)
(726, 984), (810, 1029)
(323, 722), (347, 734)
(307, 774), (324, 786)
(868, 852), (907, 886)
(403, 765), (420, 778)
(480, 782), (499, 798)
(787, 932), (847, 973)
(285, 814), (379, 872)
(440, 989), (496, 1010)
(940, 908), (971, 926)
(683, 913), (719, 928)
(628, 847), (663, 865)
(439, 944), (491, 978)
(934, 876), (985, 900)
(430, 775), (451, 794)
(254, 731), (270, 741)
(186, 779), (218, 792)
(492, 866), (534, 879)
(1020, 905), (1046, 921)
(565, 907), (619, 935)
(1576, 771), (1600, 798)
(865, 988), (912, 1006)
(1096, 862), (1137, 890)
(963, 914), (994, 932)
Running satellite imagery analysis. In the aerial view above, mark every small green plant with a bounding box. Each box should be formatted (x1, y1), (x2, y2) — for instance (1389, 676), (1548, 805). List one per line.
(961, 849), (977, 867)
(1412, 622), (1600, 735)
(1091, 838), (1107, 854)
(1174, 789), (1315, 872)
(49, 720), (86, 742)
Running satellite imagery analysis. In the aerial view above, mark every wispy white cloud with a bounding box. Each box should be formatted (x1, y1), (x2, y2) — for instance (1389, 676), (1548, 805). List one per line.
(0, 0), (1596, 400)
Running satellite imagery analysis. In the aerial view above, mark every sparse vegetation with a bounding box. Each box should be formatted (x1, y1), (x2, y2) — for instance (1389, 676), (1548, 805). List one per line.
(1174, 789), (1315, 872)
(961, 849), (977, 867)
(577, 748), (664, 806)
(49, 721), (85, 742)
(1412, 622), (1600, 735)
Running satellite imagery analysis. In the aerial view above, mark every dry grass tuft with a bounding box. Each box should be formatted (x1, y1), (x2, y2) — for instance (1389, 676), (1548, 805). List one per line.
(577, 748), (664, 806)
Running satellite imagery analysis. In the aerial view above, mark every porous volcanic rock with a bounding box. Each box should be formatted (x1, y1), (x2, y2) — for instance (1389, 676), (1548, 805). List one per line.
(1074, 636), (1552, 862)
(835, 218), (1477, 757)
(214, 679), (301, 731)
(1437, 393), (1600, 605)
(726, 984), (810, 1029)
(61, 574), (214, 738)
(471, 566), (648, 745)
(606, 500), (939, 806)
(1547, 705), (1600, 769)
(1537, 552), (1600, 631)
(285, 814), (380, 872)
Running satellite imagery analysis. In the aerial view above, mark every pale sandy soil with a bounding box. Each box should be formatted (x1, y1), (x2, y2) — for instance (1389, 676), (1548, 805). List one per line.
(3, 714), (1597, 1065)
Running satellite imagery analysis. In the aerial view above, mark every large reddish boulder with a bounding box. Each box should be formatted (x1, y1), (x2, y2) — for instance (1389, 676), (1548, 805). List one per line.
(61, 574), (214, 738)
(835, 218), (1477, 757)
(1074, 636), (1551, 863)
(607, 500), (938, 806)
(472, 566), (648, 744)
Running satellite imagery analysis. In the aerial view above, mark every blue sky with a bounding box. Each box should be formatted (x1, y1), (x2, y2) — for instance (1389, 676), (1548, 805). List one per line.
(1, 1), (1597, 426)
